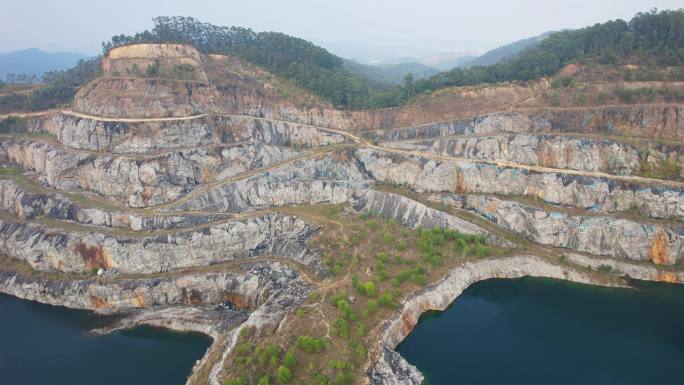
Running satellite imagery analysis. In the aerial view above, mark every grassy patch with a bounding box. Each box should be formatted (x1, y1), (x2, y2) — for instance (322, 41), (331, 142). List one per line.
(221, 206), (500, 385)
(637, 158), (683, 181)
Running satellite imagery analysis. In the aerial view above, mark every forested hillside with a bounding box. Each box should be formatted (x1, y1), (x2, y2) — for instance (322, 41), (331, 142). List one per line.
(0, 57), (101, 113)
(369, 9), (684, 107)
(0, 48), (86, 80)
(102, 16), (381, 109)
(2, 9), (682, 113)
(461, 31), (554, 68)
(342, 59), (438, 85)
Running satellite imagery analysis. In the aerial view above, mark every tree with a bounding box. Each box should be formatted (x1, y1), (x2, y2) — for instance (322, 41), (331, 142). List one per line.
(276, 366), (293, 384)
(95, 10), (684, 110)
(296, 336), (326, 353)
(362, 281), (377, 297)
(146, 60), (160, 76)
(283, 351), (297, 369)
(403, 73), (414, 99)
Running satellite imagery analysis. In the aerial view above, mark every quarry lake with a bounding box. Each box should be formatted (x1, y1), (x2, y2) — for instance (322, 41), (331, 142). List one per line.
(397, 277), (684, 385)
(0, 294), (212, 385)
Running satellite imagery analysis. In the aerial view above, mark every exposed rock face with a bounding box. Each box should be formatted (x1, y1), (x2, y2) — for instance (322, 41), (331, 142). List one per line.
(0, 261), (310, 338)
(74, 78), (224, 118)
(434, 194), (684, 264)
(0, 178), (227, 231)
(0, 263), (263, 312)
(351, 82), (545, 131)
(369, 347), (423, 385)
(385, 134), (657, 175)
(0, 138), (298, 207)
(563, 253), (684, 283)
(363, 105), (684, 140)
(0, 213), (320, 274)
(369, 256), (599, 385)
(167, 155), (368, 213)
(354, 148), (684, 221)
(103, 44), (208, 81)
(4, 41), (684, 385)
(350, 190), (509, 246)
(46, 113), (347, 153)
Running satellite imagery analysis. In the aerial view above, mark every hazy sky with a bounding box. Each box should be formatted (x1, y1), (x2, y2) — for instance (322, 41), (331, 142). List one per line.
(2, 0), (681, 61)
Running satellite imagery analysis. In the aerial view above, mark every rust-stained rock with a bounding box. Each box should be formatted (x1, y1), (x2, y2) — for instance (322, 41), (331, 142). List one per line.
(74, 242), (111, 271)
(132, 290), (147, 308)
(89, 294), (110, 309)
(657, 271), (679, 283)
(484, 199), (499, 214)
(537, 141), (558, 168)
(222, 293), (249, 310)
(649, 231), (671, 265)
(400, 311), (415, 337)
(181, 288), (203, 305)
(454, 168), (467, 194)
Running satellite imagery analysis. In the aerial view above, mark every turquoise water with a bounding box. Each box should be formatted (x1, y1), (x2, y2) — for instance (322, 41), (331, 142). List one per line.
(397, 278), (684, 385)
(0, 293), (213, 385)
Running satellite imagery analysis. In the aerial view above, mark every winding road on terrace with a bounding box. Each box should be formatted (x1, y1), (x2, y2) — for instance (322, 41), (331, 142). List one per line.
(58, 109), (684, 202)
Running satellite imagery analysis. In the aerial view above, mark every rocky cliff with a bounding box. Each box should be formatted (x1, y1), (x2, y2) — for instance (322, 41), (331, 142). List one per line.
(0, 213), (320, 274)
(384, 133), (684, 177)
(0, 42), (682, 385)
(0, 138), (299, 207)
(432, 194), (684, 264)
(354, 148), (684, 222)
(364, 105), (684, 141)
(368, 256), (608, 385)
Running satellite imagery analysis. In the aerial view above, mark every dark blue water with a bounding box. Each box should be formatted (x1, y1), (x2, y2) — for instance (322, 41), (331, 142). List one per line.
(0, 294), (213, 385)
(397, 278), (684, 385)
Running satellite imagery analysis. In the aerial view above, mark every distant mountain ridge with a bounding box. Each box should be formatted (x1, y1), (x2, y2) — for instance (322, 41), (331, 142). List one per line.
(428, 55), (477, 71)
(0, 48), (86, 80)
(342, 59), (438, 85)
(460, 31), (555, 68)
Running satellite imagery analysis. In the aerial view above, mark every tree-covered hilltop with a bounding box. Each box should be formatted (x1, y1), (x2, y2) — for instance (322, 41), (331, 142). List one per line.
(1, 9), (682, 114)
(102, 16), (379, 109)
(0, 57), (101, 114)
(102, 10), (684, 110)
(371, 9), (684, 107)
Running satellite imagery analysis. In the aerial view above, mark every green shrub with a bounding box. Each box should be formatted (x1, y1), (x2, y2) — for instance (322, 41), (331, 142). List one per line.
(365, 299), (379, 315)
(224, 377), (248, 385)
(276, 365), (293, 384)
(412, 273), (427, 286)
(283, 350), (297, 369)
(473, 243), (491, 257)
(296, 336), (327, 353)
(256, 344), (280, 366)
(333, 318), (350, 338)
(377, 269), (388, 281)
(377, 252), (389, 263)
(378, 293), (397, 309)
(314, 372), (331, 385)
(145, 60), (160, 76)
(362, 281), (377, 297)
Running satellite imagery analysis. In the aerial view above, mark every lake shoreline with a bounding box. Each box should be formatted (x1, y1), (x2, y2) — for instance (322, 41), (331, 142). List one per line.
(367, 254), (683, 385)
